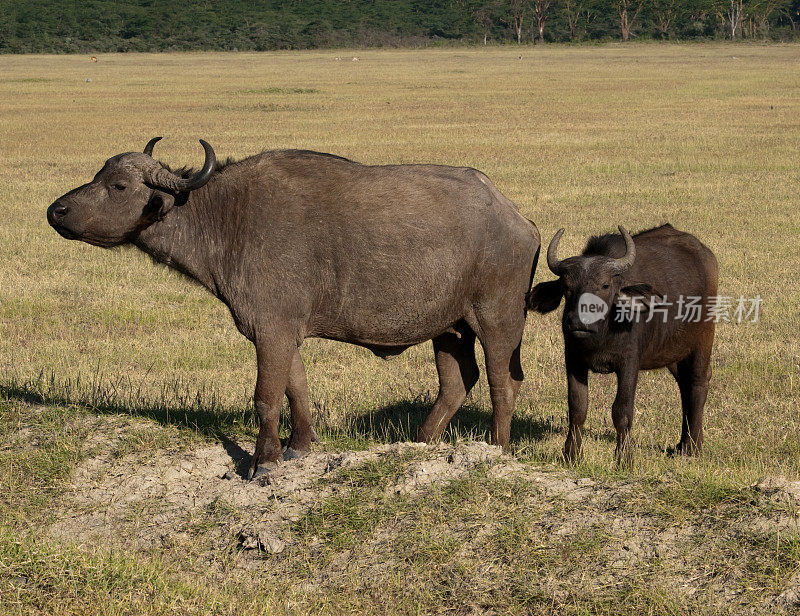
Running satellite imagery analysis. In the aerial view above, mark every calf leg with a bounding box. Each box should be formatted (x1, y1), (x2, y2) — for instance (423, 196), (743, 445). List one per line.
(248, 333), (296, 480)
(416, 326), (479, 443)
(564, 349), (589, 463)
(612, 364), (639, 467)
(673, 352), (711, 456)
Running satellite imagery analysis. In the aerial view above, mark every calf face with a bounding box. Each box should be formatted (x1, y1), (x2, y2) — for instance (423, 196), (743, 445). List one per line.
(527, 226), (658, 340)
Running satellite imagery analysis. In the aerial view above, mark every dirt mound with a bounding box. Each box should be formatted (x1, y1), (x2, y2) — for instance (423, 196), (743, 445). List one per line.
(46, 417), (800, 613)
(50, 430), (505, 555)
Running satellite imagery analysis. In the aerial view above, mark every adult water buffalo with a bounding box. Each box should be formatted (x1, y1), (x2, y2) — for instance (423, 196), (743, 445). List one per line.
(527, 224), (717, 465)
(48, 139), (540, 479)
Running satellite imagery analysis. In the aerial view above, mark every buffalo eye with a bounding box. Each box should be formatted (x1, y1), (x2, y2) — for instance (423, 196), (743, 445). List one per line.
(602, 283), (610, 290)
(112, 183), (127, 191)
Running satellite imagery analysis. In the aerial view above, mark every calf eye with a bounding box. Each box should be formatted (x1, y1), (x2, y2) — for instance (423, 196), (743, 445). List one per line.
(602, 284), (610, 290)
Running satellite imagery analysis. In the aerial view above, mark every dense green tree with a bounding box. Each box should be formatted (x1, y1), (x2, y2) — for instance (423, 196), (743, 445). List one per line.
(508, 0), (530, 43)
(651, 0), (684, 36)
(0, 0), (796, 52)
(532, 0), (556, 41)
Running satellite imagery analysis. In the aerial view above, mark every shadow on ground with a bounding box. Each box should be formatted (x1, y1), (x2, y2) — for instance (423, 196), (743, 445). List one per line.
(0, 375), (252, 437)
(345, 397), (554, 446)
(1, 374), (555, 464)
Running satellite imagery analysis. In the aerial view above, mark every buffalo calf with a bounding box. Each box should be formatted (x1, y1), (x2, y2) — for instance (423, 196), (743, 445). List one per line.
(527, 224), (717, 465)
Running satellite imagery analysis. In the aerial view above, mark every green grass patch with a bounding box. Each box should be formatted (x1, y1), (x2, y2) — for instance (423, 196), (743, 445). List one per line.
(0, 397), (86, 526)
(0, 371), (255, 445)
(241, 86), (319, 94)
(0, 527), (256, 616)
(0, 77), (52, 83)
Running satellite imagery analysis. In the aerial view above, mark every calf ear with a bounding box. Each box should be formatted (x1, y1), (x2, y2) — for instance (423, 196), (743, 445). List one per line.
(527, 280), (564, 314)
(618, 283), (664, 309)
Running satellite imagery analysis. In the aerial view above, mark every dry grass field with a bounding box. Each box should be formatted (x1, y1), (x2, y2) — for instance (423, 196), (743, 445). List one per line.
(1, 43), (799, 614)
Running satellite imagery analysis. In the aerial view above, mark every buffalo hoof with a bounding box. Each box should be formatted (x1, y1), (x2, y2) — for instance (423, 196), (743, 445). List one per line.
(248, 461), (278, 482)
(282, 447), (308, 461)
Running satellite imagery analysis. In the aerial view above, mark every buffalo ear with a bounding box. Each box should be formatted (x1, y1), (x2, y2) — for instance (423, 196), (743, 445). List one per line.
(527, 280), (564, 314)
(618, 283), (664, 310)
(144, 190), (176, 220)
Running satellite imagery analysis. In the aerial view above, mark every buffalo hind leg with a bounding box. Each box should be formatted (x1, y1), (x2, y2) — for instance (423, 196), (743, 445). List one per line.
(284, 347), (317, 461)
(483, 339), (524, 452)
(416, 325), (479, 444)
(672, 352), (711, 456)
(248, 333), (296, 480)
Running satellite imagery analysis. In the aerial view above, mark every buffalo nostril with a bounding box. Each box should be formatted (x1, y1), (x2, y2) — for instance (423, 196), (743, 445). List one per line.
(49, 202), (69, 220)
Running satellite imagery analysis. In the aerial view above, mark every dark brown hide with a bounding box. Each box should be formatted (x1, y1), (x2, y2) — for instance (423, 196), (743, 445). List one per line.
(48, 142), (540, 479)
(528, 224), (717, 465)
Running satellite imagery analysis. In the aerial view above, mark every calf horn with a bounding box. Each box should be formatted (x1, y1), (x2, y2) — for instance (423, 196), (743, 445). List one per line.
(611, 226), (636, 272)
(546, 228), (566, 275)
(142, 139), (217, 193)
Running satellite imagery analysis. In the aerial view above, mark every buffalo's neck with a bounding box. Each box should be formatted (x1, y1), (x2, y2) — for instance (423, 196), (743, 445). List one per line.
(132, 188), (226, 296)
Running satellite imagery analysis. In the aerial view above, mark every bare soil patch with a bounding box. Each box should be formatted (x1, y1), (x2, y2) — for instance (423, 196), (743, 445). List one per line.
(45, 416), (800, 614)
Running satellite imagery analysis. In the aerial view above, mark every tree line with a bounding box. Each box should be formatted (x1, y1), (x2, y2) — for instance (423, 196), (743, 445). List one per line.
(0, 0), (798, 53)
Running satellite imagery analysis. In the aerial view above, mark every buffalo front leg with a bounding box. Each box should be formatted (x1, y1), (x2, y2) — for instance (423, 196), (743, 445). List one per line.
(248, 335), (296, 480)
(284, 347), (317, 460)
(564, 349), (589, 463)
(612, 364), (639, 467)
(416, 326), (479, 444)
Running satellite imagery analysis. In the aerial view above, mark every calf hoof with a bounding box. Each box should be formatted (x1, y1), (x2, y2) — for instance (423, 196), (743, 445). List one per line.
(615, 446), (634, 468)
(563, 439), (581, 464)
(676, 440), (701, 456)
(247, 461), (278, 481)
